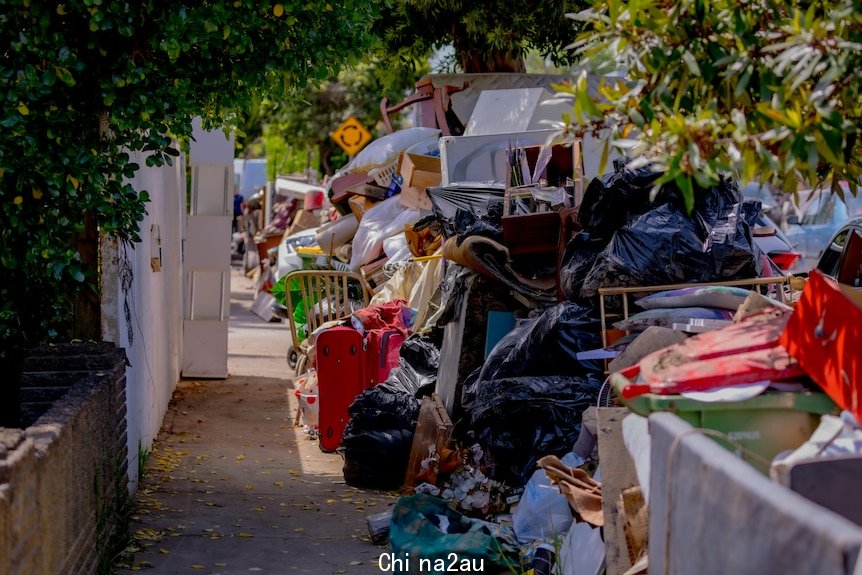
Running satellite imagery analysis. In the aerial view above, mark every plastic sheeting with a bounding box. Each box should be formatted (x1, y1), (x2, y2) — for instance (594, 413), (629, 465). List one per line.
(560, 232), (607, 302)
(453, 203), (504, 245)
(389, 494), (521, 573)
(427, 184), (505, 238)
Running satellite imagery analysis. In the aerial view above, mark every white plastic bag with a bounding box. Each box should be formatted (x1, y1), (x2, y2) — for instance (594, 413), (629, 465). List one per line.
(383, 233), (409, 259)
(294, 370), (319, 428)
(342, 127), (440, 173)
(513, 452), (583, 542)
(349, 196), (421, 270)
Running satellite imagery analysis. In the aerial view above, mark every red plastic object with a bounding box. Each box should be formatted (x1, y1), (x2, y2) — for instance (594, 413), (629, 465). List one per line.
(304, 190), (325, 211)
(365, 329), (406, 386)
(781, 270), (862, 421)
(770, 251), (802, 271)
(316, 326), (367, 452)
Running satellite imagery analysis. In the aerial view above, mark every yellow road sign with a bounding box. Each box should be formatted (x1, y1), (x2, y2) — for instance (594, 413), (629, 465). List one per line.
(331, 116), (371, 156)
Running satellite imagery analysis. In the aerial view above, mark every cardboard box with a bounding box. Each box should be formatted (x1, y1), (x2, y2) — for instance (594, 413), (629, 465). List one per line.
(398, 152), (439, 211)
(781, 269), (862, 422)
(348, 195), (378, 222)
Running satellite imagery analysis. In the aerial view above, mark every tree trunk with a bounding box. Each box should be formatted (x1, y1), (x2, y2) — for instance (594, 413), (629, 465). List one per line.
(456, 46), (526, 74)
(72, 213), (101, 340)
(319, 142), (335, 177)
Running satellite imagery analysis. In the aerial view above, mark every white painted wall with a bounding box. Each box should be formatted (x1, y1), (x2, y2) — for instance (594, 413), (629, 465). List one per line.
(102, 150), (185, 490)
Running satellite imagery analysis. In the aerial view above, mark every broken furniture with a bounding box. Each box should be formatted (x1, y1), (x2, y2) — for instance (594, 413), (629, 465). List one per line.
(283, 269), (371, 376)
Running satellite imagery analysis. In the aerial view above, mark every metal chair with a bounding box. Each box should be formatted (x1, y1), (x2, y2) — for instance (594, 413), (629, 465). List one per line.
(283, 270), (372, 377)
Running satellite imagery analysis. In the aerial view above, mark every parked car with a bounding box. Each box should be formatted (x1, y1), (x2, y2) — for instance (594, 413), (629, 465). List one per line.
(753, 213), (801, 273)
(815, 216), (862, 287)
(741, 181), (783, 223)
(782, 184), (862, 271)
(275, 228), (318, 281)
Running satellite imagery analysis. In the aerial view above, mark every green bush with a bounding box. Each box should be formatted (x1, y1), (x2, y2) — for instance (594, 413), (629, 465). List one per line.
(0, 0), (377, 354)
(564, 0), (861, 208)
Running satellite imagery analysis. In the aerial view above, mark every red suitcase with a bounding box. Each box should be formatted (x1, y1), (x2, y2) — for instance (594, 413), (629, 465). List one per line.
(365, 329), (406, 386)
(316, 326), (366, 452)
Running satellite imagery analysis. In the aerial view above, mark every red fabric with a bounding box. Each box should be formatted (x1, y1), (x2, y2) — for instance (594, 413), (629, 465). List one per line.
(353, 299), (410, 333)
(620, 309), (805, 398)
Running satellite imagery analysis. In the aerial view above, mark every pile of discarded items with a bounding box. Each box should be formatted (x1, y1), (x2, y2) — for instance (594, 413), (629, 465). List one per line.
(282, 82), (862, 575)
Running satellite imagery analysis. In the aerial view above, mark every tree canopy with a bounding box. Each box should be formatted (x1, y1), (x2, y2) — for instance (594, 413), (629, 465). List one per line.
(372, 0), (584, 73)
(564, 0), (862, 209)
(259, 57), (428, 177)
(0, 0), (377, 349)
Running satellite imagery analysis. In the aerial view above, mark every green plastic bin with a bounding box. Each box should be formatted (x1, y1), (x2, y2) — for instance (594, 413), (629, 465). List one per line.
(611, 373), (838, 473)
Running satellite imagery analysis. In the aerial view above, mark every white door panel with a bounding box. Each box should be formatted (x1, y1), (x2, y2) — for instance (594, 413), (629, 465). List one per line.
(182, 117), (234, 378)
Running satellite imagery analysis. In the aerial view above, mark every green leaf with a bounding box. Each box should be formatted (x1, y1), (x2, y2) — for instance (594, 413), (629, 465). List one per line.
(54, 66), (75, 86)
(599, 137), (610, 177)
(675, 174), (694, 214)
(681, 52), (701, 77)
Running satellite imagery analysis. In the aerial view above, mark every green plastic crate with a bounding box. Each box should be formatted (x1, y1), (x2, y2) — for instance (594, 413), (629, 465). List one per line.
(611, 373), (838, 472)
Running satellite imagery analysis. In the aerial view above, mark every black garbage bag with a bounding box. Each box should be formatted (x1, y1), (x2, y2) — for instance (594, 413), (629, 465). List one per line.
(560, 232), (607, 301)
(341, 338), (440, 490)
(578, 159), (673, 236)
(399, 334), (441, 385)
(702, 197), (763, 278)
(581, 178), (763, 297)
(483, 302), (602, 381)
(470, 374), (603, 484)
(341, 372), (422, 490)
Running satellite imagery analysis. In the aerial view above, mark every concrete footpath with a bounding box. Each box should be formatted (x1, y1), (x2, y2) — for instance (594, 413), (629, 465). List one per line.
(116, 268), (396, 575)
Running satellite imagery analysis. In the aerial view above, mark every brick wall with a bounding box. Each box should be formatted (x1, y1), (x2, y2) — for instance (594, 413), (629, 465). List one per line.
(0, 344), (128, 575)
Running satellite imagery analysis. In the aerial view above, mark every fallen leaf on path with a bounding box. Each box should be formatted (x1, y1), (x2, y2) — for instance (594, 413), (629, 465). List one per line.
(134, 528), (163, 541)
(238, 532), (255, 538)
(159, 548), (170, 555)
(293, 527), (305, 533)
